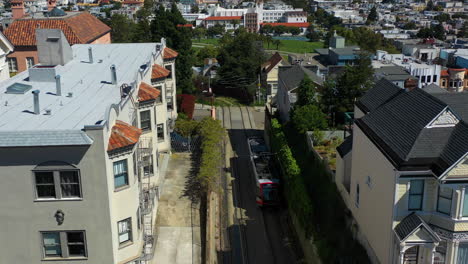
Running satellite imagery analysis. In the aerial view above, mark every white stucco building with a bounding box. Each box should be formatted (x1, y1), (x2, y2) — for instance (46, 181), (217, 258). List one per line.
(0, 29), (178, 264)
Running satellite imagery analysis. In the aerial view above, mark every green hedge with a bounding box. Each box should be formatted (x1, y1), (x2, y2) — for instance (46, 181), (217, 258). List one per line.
(270, 119), (313, 236)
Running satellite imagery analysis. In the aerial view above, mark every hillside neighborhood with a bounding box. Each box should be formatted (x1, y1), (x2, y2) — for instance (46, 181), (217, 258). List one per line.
(0, 0), (467, 263)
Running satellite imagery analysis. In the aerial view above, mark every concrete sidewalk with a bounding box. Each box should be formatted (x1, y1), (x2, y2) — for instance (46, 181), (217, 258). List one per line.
(152, 153), (201, 264)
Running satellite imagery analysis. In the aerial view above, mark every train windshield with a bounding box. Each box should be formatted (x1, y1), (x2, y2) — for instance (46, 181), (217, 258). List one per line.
(262, 183), (279, 202)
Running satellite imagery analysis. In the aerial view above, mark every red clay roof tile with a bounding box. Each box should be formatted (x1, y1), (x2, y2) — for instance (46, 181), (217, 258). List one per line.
(107, 120), (142, 152)
(4, 12), (110, 47)
(151, 64), (170, 80)
(138, 82), (161, 102)
(441, 70), (449, 76)
(163, 47), (178, 60)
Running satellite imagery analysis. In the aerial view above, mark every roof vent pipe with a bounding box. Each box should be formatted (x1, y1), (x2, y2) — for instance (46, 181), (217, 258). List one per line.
(55, 74), (61, 96)
(32, 90), (40, 114)
(110, 64), (117, 85)
(88, 47), (93, 64)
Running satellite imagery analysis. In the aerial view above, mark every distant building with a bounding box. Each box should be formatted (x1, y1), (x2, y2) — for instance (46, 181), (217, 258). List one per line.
(315, 32), (360, 66)
(4, 10), (110, 73)
(440, 68), (468, 92)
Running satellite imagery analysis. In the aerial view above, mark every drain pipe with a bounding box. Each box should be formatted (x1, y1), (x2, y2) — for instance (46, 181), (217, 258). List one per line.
(55, 75), (61, 96)
(110, 64), (117, 85)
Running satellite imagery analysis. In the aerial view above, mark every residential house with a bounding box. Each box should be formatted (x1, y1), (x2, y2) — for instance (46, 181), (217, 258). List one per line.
(315, 32), (360, 66)
(4, 9), (110, 73)
(336, 78), (468, 264)
(276, 64), (323, 122)
(374, 66), (417, 88)
(440, 68), (468, 92)
(0, 29), (178, 264)
(261, 52), (288, 99)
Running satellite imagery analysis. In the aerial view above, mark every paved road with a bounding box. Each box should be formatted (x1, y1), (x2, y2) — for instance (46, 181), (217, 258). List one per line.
(218, 106), (298, 264)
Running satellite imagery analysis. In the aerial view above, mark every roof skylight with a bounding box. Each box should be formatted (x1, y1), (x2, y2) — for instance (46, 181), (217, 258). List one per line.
(5, 83), (33, 94)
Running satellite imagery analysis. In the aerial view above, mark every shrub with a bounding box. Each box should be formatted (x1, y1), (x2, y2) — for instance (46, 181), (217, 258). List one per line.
(177, 94), (196, 119)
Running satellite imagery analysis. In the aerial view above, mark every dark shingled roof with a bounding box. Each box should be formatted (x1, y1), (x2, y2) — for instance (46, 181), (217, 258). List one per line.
(357, 79), (404, 113)
(432, 93), (468, 122)
(278, 65), (323, 92)
(394, 213), (439, 242)
(337, 136), (353, 158)
(422, 84), (448, 94)
(355, 87), (468, 175)
(262, 52), (283, 74)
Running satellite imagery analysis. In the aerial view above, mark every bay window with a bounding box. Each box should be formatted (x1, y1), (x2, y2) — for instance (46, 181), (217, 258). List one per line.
(437, 186), (452, 215)
(408, 180), (424, 211)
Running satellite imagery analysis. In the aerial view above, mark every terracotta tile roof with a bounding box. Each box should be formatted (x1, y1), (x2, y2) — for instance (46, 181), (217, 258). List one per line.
(204, 16), (242, 21)
(122, 0), (144, 4)
(177, 24), (193, 28)
(151, 64), (170, 80)
(260, 22), (310, 28)
(138, 82), (161, 102)
(4, 12), (110, 47)
(163, 47), (178, 60)
(107, 120), (142, 152)
(441, 70), (449, 76)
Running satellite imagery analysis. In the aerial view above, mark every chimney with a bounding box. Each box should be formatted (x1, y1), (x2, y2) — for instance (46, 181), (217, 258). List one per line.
(110, 65), (117, 85)
(88, 47), (94, 64)
(36, 29), (73, 66)
(11, 0), (25, 20)
(55, 75), (61, 96)
(404, 78), (418, 91)
(47, 0), (56, 11)
(32, 90), (40, 114)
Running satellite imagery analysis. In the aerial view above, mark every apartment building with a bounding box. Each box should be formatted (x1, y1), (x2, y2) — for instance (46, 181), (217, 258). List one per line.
(0, 29), (177, 264)
(440, 68), (468, 92)
(336, 79), (468, 264)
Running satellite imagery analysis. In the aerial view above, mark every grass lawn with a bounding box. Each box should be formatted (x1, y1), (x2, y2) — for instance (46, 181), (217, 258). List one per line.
(192, 38), (324, 54)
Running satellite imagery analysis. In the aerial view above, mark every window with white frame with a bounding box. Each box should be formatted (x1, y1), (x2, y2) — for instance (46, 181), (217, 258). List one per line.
(165, 65), (172, 79)
(34, 169), (81, 199)
(113, 159), (129, 189)
(157, 123), (164, 141)
(140, 110), (151, 131)
(462, 188), (468, 217)
(26, 57), (34, 69)
(437, 186), (452, 215)
(118, 217), (132, 244)
(41, 231), (86, 259)
(408, 180), (424, 211)
(7, 57), (17, 72)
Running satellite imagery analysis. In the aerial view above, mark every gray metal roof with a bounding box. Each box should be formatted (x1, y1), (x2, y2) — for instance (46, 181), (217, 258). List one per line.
(0, 130), (93, 147)
(422, 84), (448, 94)
(357, 78), (404, 113)
(0, 43), (159, 132)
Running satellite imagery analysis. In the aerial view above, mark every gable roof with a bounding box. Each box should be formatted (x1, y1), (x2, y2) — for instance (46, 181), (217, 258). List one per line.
(138, 82), (160, 102)
(4, 12), (110, 47)
(107, 120), (142, 153)
(163, 47), (178, 60)
(278, 65), (323, 92)
(262, 52), (283, 74)
(151, 64), (170, 80)
(356, 79), (404, 113)
(356, 85), (468, 175)
(394, 213), (440, 242)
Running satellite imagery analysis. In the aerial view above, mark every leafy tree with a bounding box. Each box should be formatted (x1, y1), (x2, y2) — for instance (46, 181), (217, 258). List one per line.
(191, 4), (199, 13)
(426, 0), (434, 10)
(417, 24), (445, 40)
(231, 19), (240, 30)
(195, 46), (218, 66)
(193, 27), (207, 40)
(402, 21), (417, 30)
(207, 24), (225, 37)
(366, 7), (378, 24)
(264, 35), (273, 48)
(306, 24), (321, 42)
(288, 26), (301, 35)
(291, 105), (327, 134)
(175, 117), (199, 137)
(216, 30), (266, 101)
(335, 53), (374, 112)
(260, 24), (274, 34)
(109, 14), (136, 43)
(435, 13), (451, 23)
(273, 25), (287, 35)
(151, 4), (195, 93)
(272, 39), (282, 50)
(296, 76), (317, 107)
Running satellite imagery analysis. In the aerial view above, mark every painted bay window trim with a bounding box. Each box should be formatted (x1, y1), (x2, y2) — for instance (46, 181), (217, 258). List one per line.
(408, 180), (424, 211)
